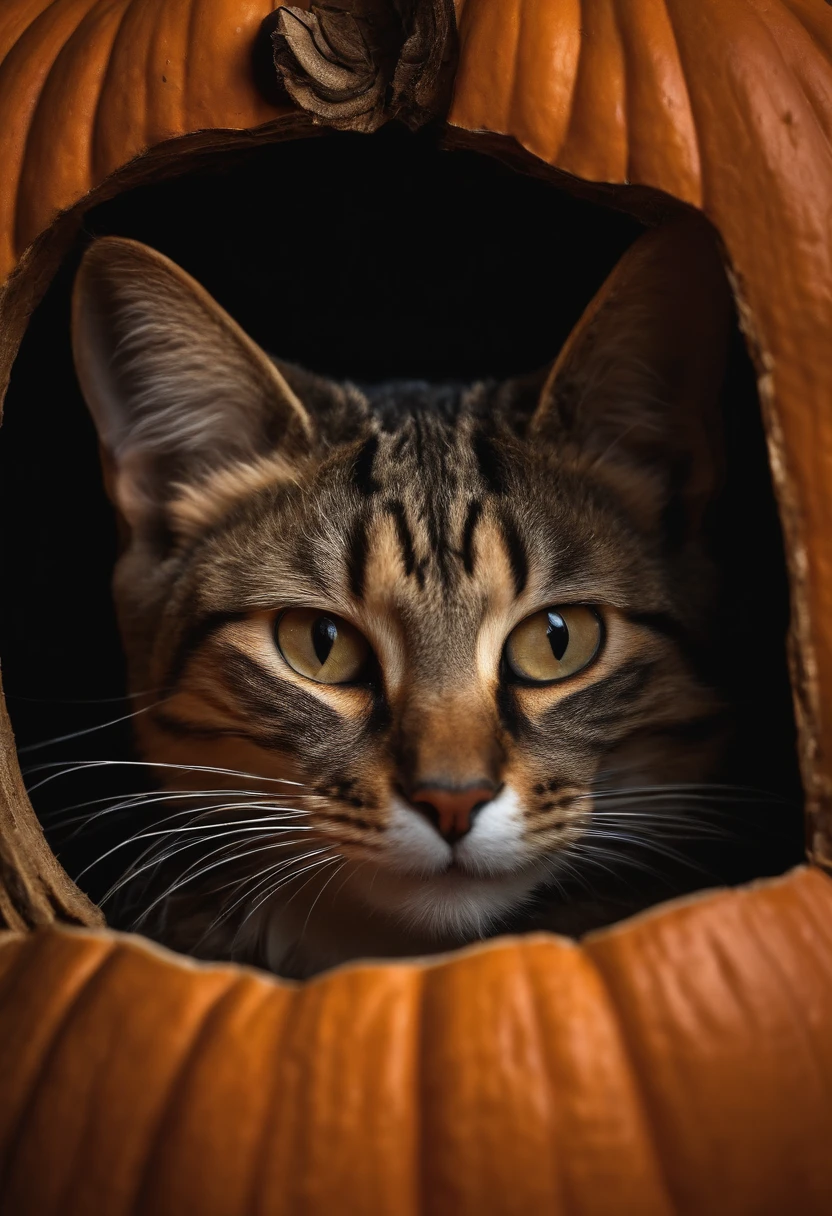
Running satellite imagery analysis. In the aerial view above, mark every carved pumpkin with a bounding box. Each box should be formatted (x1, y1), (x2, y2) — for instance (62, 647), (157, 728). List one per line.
(1, 0), (831, 1211)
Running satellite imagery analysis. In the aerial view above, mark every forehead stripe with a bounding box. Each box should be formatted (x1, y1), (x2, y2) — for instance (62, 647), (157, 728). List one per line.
(346, 514), (370, 599)
(385, 499), (417, 578)
(351, 433), (380, 496)
(499, 512), (529, 597)
(461, 499), (483, 575)
(473, 428), (507, 495)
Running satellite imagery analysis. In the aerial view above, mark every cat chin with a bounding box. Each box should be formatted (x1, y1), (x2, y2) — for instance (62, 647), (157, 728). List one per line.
(245, 788), (548, 976)
(255, 858), (549, 979)
(352, 862), (549, 938)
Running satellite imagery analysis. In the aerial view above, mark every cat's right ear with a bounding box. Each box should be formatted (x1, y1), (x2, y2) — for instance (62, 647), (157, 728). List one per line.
(72, 238), (313, 541)
(530, 220), (731, 535)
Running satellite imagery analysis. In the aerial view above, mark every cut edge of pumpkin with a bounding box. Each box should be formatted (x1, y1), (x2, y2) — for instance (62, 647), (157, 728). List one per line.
(0, 864), (822, 990)
(0, 114), (817, 945)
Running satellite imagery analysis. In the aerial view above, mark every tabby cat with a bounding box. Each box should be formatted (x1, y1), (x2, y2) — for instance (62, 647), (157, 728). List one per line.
(71, 220), (733, 977)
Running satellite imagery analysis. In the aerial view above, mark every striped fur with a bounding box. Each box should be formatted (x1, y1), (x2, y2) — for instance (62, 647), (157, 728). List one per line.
(73, 224), (733, 976)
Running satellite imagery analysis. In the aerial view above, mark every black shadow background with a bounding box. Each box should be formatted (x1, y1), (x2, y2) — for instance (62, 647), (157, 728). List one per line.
(0, 126), (804, 919)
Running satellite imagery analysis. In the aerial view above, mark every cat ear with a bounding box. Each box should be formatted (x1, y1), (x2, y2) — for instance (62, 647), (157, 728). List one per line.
(530, 220), (732, 533)
(72, 237), (313, 538)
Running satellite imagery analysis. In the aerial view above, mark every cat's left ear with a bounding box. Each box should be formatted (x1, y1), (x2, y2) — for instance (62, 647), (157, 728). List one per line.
(531, 220), (732, 533)
(72, 237), (313, 539)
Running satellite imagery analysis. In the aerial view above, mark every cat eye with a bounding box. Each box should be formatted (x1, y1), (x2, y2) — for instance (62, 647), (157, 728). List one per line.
(504, 606), (602, 684)
(275, 608), (371, 685)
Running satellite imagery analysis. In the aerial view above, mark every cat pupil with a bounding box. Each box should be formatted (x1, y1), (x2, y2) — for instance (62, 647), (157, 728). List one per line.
(546, 612), (569, 661)
(69, 228), (748, 980)
(312, 617), (338, 665)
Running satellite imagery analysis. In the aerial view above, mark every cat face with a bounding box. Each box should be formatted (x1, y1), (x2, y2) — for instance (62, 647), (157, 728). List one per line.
(72, 221), (732, 975)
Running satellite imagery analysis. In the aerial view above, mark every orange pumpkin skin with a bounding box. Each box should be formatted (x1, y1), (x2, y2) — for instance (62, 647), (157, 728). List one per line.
(0, 4), (832, 1213)
(0, 0), (288, 281)
(0, 866), (830, 1216)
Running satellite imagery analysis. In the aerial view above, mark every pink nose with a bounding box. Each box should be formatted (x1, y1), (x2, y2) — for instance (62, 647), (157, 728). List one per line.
(409, 783), (497, 844)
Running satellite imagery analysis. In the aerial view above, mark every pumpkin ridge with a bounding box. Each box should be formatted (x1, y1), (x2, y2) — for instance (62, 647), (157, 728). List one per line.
(611, 0), (631, 182)
(736, 896), (832, 1108)
(0, 0), (95, 287)
(154, 974), (291, 1216)
(126, 972), (250, 1216)
(790, 867), (832, 955)
(572, 942), (679, 1215)
(618, 0), (702, 200)
(746, 0), (832, 154)
(498, 0), (525, 140)
(411, 966), (427, 1216)
(13, 0), (134, 258)
(0, 0), (53, 56)
(244, 972), (302, 1216)
(782, 0), (832, 60)
(516, 946), (576, 1213)
(45, 943), (256, 1215)
(90, 0), (151, 183)
(557, 0), (628, 183)
(583, 871), (832, 1212)
(0, 933), (27, 999)
(0, 935), (120, 1202)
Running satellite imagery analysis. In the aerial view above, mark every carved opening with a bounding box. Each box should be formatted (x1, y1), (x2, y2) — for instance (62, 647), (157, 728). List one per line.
(0, 127), (804, 950)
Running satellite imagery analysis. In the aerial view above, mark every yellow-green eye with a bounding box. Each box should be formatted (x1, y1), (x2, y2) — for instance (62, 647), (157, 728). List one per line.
(275, 608), (370, 684)
(505, 606), (602, 683)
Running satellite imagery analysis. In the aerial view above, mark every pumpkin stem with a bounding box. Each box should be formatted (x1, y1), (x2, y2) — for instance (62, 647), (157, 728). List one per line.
(258, 0), (457, 133)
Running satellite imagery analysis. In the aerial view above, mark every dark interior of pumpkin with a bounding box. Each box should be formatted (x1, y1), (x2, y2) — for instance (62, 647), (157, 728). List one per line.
(0, 126), (805, 945)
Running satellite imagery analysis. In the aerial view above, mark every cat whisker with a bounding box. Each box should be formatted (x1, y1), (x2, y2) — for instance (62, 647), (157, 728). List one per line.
(329, 857), (367, 907)
(83, 801), (309, 853)
(591, 770), (794, 802)
(124, 816), (313, 843)
(53, 798), (312, 845)
(225, 849), (341, 934)
(246, 854), (343, 925)
(230, 845), (337, 914)
(586, 796), (786, 832)
(541, 855), (593, 901)
(190, 854), (299, 948)
(201, 852), (341, 961)
(564, 844), (671, 891)
(549, 848), (602, 895)
(590, 783), (790, 805)
(587, 813), (737, 839)
(125, 835), (317, 924)
(44, 785), (313, 825)
(6, 686), (165, 705)
(17, 698), (171, 755)
(555, 844), (625, 888)
(117, 831), (295, 904)
(24, 758), (308, 793)
(568, 836), (717, 884)
(279, 857), (349, 959)
(579, 827), (719, 866)
(83, 812), (311, 884)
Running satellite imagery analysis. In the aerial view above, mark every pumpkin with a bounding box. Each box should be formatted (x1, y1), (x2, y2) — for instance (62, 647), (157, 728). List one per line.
(1, 0), (831, 1211)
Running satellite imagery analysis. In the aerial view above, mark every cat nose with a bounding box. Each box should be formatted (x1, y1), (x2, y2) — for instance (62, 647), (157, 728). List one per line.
(408, 782), (497, 845)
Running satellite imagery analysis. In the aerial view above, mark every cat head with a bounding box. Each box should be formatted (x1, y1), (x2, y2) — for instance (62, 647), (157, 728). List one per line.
(72, 221), (732, 972)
